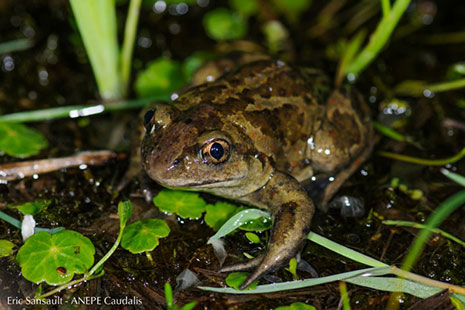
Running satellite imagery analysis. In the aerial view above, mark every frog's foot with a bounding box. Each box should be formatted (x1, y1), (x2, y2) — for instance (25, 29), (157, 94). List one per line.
(230, 172), (315, 289)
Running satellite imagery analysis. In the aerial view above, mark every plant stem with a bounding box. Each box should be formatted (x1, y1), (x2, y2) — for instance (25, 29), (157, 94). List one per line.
(391, 266), (465, 295)
(441, 168), (465, 187)
(381, 0), (391, 17)
(346, 0), (411, 78)
(0, 210), (21, 229)
(377, 147), (465, 166)
(0, 97), (163, 123)
(383, 220), (465, 248)
(121, 0), (142, 98)
(0, 38), (34, 54)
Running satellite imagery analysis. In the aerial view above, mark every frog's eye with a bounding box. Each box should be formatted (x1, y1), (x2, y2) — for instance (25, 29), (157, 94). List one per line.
(143, 109), (155, 131)
(201, 139), (230, 164)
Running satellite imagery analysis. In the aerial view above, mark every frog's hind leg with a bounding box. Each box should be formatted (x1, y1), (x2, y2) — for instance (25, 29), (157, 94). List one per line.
(221, 172), (315, 289)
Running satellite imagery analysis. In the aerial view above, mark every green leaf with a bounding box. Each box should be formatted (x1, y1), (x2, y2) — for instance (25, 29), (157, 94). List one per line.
(229, 0), (257, 16)
(286, 257), (298, 279)
(118, 200), (133, 228)
(10, 200), (51, 215)
(180, 301), (197, 310)
(245, 232), (260, 244)
(165, 282), (174, 307)
(0, 122), (48, 157)
(208, 209), (271, 245)
(205, 202), (238, 231)
(0, 240), (15, 257)
(70, 0), (121, 99)
(203, 8), (247, 41)
(135, 58), (186, 99)
(121, 218), (170, 254)
(153, 190), (207, 219)
(272, 0), (311, 22)
(225, 272), (258, 290)
(239, 216), (272, 231)
(16, 230), (95, 285)
(275, 302), (316, 310)
(182, 51), (212, 82)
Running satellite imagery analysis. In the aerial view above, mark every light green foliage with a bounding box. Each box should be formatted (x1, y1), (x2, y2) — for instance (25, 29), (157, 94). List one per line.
(225, 272), (258, 290)
(286, 257), (298, 279)
(205, 202), (237, 231)
(275, 302), (316, 310)
(16, 230), (95, 285)
(135, 58), (186, 99)
(0, 240), (15, 257)
(239, 216), (272, 231)
(118, 200), (133, 228)
(121, 218), (170, 254)
(153, 190), (207, 219)
(164, 282), (197, 310)
(229, 0), (257, 17)
(203, 8), (247, 41)
(272, 0), (312, 22)
(263, 20), (289, 54)
(70, 0), (121, 99)
(182, 51), (212, 82)
(10, 200), (51, 215)
(0, 122), (48, 157)
(245, 232), (260, 244)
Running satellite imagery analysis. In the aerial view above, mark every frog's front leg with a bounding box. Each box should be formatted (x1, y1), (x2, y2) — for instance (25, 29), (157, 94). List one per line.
(221, 171), (315, 289)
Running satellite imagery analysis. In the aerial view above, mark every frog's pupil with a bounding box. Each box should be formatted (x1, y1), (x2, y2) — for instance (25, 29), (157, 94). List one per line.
(210, 143), (224, 160)
(144, 109), (155, 125)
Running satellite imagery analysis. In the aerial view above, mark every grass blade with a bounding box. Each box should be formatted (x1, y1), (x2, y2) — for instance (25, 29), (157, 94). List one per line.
(308, 232), (388, 268)
(346, 0), (411, 78)
(198, 267), (392, 294)
(69, 0), (121, 99)
(121, 0), (142, 97)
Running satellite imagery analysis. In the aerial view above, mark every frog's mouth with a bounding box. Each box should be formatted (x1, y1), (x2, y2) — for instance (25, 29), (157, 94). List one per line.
(159, 175), (246, 189)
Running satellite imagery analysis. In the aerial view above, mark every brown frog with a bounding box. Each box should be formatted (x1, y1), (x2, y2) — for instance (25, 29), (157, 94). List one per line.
(141, 59), (373, 289)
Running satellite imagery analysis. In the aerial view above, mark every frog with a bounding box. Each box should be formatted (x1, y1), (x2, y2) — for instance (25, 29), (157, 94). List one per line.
(140, 58), (374, 289)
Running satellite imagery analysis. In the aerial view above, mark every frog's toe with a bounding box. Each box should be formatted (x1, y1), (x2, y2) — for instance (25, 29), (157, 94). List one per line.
(219, 255), (263, 273)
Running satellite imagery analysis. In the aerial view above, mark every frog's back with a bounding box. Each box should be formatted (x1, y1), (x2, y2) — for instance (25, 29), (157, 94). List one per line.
(173, 60), (324, 173)
(172, 59), (371, 183)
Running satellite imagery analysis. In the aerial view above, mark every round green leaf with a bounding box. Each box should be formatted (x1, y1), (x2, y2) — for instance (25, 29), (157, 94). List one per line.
(205, 202), (238, 231)
(121, 218), (170, 254)
(225, 272), (258, 290)
(0, 122), (48, 158)
(135, 58), (186, 99)
(203, 8), (247, 41)
(153, 190), (207, 219)
(229, 0), (258, 16)
(275, 302), (317, 310)
(16, 230), (95, 285)
(10, 200), (51, 215)
(0, 240), (15, 257)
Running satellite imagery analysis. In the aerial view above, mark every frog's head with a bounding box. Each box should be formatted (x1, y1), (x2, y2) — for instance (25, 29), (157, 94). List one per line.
(141, 102), (274, 198)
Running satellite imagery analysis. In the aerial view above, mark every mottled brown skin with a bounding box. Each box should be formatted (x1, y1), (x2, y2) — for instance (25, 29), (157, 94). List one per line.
(141, 59), (373, 289)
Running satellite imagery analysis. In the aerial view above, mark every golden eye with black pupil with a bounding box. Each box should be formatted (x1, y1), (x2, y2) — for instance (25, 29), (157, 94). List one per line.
(201, 139), (230, 164)
(143, 109), (155, 131)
